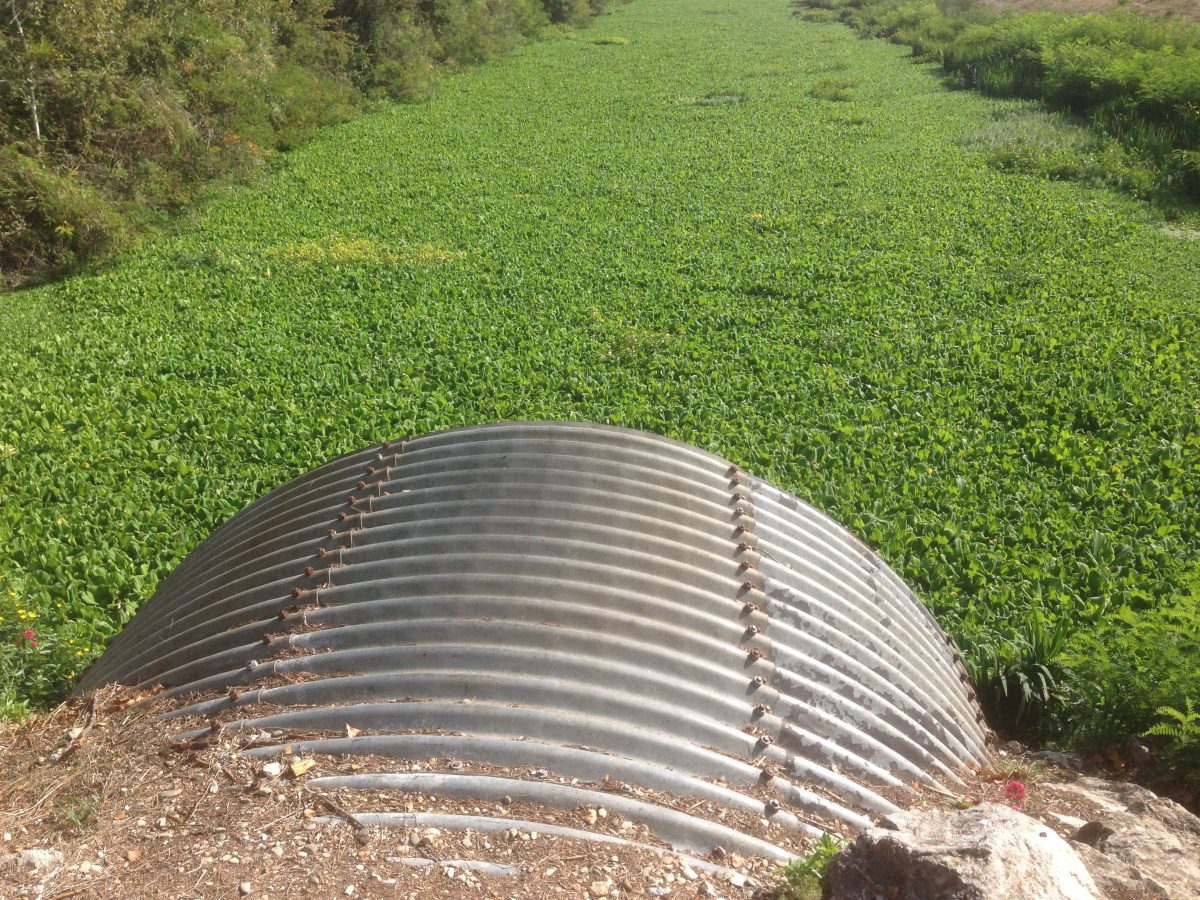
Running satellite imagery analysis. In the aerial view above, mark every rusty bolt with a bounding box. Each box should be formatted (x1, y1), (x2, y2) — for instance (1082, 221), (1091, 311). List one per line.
(734, 523), (748, 534)
(304, 565), (315, 577)
(757, 734), (774, 746)
(746, 625), (760, 636)
(261, 634), (272, 645)
(357, 480), (367, 490)
(276, 609), (288, 621)
(338, 511), (348, 521)
(747, 648), (763, 660)
(742, 581), (756, 592)
(743, 601), (758, 613)
(327, 528), (337, 538)
(228, 688), (241, 701)
(316, 547), (327, 558)
(291, 587), (303, 599)
(366, 466), (376, 475)
(752, 676), (767, 686)
(737, 542), (752, 552)
(766, 798), (782, 813)
(753, 703), (770, 717)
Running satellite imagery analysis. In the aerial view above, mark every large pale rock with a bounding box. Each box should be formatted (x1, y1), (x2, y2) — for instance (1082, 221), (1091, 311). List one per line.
(824, 803), (1099, 899)
(1057, 777), (1200, 899)
(4, 848), (64, 878)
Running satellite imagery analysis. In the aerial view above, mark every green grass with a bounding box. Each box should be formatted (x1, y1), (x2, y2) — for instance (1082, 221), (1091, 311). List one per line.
(0, 0), (1198, 741)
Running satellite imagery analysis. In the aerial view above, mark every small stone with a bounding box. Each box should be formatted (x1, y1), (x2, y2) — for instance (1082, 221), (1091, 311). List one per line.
(699, 882), (717, 897)
(589, 880), (612, 897)
(238, 882), (252, 896)
(585, 809), (599, 826)
(681, 865), (698, 881)
(261, 762), (283, 778)
(344, 886), (355, 896)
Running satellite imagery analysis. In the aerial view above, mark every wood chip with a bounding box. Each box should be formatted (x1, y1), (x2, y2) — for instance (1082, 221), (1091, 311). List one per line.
(289, 758), (317, 778)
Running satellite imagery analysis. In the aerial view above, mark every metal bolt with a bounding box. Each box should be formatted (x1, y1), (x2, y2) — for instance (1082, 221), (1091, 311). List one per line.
(734, 524), (748, 534)
(291, 587), (303, 599)
(742, 581), (755, 592)
(228, 688), (241, 701)
(366, 466), (376, 475)
(357, 480), (367, 490)
(276, 609), (288, 620)
(733, 507), (746, 517)
(316, 547), (327, 558)
(743, 602), (759, 614)
(261, 634), (272, 645)
(746, 625), (760, 636)
(752, 676), (766, 686)
(758, 734), (774, 746)
(747, 648), (763, 660)
(338, 511), (348, 521)
(327, 529), (337, 538)
(738, 560), (753, 571)
(766, 798), (781, 813)
(304, 566), (315, 577)
(737, 542), (752, 552)
(383, 440), (392, 449)
(753, 703), (770, 717)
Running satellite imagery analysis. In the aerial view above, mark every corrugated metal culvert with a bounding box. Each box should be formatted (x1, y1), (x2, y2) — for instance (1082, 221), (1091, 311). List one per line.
(81, 422), (989, 861)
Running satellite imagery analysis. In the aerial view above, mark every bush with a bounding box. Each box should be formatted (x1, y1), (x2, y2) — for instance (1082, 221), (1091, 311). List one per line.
(0, 146), (124, 281)
(793, 0), (1200, 203)
(1, 0), (614, 288)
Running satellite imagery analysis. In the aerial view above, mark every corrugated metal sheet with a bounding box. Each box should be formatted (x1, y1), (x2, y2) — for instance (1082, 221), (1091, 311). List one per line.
(79, 421), (989, 856)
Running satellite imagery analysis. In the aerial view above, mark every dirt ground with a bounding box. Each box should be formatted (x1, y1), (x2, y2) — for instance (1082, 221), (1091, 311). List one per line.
(0, 686), (1171, 899)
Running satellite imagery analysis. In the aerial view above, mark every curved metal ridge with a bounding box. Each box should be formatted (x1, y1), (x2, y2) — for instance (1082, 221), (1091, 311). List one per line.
(79, 421), (989, 853)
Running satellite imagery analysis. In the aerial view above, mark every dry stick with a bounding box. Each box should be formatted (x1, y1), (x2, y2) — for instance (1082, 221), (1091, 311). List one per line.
(59, 695), (99, 763)
(306, 789), (371, 841)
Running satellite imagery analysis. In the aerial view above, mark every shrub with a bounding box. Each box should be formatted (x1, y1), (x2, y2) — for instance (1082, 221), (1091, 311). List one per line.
(0, 0), (610, 287)
(793, 0), (1200, 203)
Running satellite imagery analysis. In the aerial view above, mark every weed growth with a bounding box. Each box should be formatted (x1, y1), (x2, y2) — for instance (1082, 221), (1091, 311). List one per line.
(771, 833), (845, 899)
